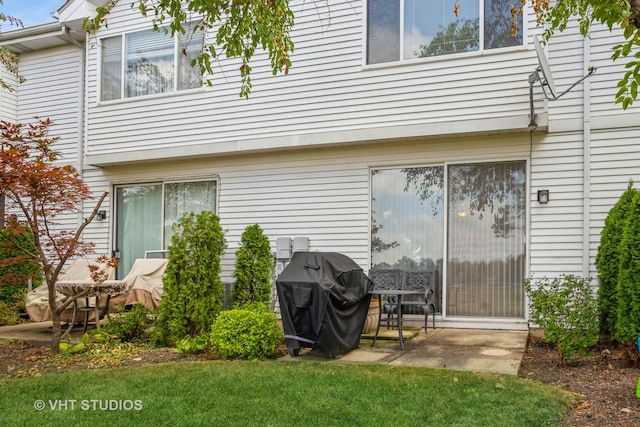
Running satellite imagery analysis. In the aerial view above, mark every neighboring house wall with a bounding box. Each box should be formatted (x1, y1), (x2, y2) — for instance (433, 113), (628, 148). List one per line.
(0, 68), (17, 122)
(16, 46), (83, 163)
(2, 42), (87, 232)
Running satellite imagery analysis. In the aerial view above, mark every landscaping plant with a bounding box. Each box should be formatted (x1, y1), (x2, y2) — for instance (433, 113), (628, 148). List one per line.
(230, 224), (274, 308)
(209, 303), (283, 359)
(525, 274), (599, 363)
(0, 225), (42, 295)
(0, 301), (19, 326)
(0, 225), (42, 324)
(173, 335), (208, 354)
(154, 211), (227, 345)
(0, 119), (113, 353)
(615, 190), (640, 344)
(100, 303), (156, 343)
(595, 181), (637, 338)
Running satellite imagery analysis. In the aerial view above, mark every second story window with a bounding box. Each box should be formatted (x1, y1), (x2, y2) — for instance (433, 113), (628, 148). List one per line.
(101, 25), (204, 101)
(367, 0), (523, 65)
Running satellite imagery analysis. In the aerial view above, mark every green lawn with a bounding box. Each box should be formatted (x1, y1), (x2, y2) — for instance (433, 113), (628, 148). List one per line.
(0, 360), (571, 426)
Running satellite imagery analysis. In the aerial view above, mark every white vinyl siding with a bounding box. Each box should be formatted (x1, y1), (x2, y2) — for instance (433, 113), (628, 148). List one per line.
(80, 134), (535, 282)
(16, 47), (83, 163)
(2, 45), (85, 233)
(0, 68), (18, 122)
(589, 127), (640, 275)
(529, 131), (586, 276)
(84, 1), (542, 161)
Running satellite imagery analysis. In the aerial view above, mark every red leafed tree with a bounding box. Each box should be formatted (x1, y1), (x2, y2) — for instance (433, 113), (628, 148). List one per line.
(0, 118), (114, 353)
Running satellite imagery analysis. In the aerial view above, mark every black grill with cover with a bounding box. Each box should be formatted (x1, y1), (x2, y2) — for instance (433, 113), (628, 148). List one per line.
(276, 252), (373, 357)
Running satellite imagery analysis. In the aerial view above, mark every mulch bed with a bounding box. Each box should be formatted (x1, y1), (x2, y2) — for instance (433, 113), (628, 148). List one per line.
(517, 333), (640, 427)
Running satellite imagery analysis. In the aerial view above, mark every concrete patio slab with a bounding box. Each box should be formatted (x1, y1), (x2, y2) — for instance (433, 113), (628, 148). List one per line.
(0, 321), (90, 347)
(279, 327), (528, 376)
(384, 328), (528, 375)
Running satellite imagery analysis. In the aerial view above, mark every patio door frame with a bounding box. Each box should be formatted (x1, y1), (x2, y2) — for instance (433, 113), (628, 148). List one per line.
(369, 157), (530, 326)
(441, 159), (528, 323)
(112, 177), (219, 279)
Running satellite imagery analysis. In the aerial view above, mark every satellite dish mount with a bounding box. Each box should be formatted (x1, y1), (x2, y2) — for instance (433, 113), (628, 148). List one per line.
(529, 35), (596, 127)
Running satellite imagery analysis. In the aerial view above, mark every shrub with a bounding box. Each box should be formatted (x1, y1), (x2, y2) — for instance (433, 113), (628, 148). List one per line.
(0, 226), (42, 302)
(615, 191), (640, 343)
(209, 303), (283, 359)
(230, 224), (274, 308)
(174, 335), (208, 354)
(0, 301), (19, 326)
(154, 211), (227, 346)
(525, 275), (599, 363)
(100, 303), (156, 342)
(595, 181), (637, 338)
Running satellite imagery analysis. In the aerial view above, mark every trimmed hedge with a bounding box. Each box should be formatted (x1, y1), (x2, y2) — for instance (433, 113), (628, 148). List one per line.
(209, 303), (283, 359)
(154, 211), (227, 345)
(230, 224), (274, 308)
(595, 181), (638, 337)
(615, 190), (640, 343)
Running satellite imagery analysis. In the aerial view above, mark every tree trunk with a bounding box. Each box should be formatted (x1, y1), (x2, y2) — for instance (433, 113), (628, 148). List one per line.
(47, 281), (62, 354)
(50, 310), (62, 355)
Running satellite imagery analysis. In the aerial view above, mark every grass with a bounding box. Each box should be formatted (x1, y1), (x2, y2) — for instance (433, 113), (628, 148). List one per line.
(0, 360), (571, 427)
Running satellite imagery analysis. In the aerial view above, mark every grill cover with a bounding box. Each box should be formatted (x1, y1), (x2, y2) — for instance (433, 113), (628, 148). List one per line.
(276, 252), (373, 357)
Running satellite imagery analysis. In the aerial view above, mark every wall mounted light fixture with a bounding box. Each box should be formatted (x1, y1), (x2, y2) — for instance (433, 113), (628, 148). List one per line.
(96, 210), (107, 221)
(537, 190), (550, 204)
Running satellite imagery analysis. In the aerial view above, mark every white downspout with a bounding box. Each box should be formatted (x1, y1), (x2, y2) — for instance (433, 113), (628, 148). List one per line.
(61, 26), (86, 228)
(582, 34), (591, 278)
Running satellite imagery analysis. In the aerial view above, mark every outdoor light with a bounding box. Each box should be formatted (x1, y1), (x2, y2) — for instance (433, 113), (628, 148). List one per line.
(96, 210), (107, 221)
(537, 190), (549, 204)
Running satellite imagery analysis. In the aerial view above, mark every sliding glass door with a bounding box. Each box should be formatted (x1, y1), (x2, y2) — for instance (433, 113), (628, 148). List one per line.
(371, 160), (526, 319)
(115, 180), (216, 277)
(446, 162), (526, 317)
(371, 167), (445, 310)
(115, 184), (162, 278)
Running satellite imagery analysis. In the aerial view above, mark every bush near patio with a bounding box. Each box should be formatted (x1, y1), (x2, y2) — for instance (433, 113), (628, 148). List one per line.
(595, 181), (637, 338)
(209, 302), (283, 359)
(615, 190), (640, 344)
(525, 275), (599, 363)
(100, 303), (156, 343)
(230, 224), (274, 308)
(0, 226), (42, 325)
(154, 211), (227, 346)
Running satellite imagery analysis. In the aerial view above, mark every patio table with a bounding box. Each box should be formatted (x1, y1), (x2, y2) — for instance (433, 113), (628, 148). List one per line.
(55, 280), (128, 339)
(369, 289), (423, 350)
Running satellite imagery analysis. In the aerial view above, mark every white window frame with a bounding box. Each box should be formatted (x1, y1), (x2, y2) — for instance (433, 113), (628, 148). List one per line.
(99, 25), (204, 102)
(112, 177), (218, 277)
(368, 157), (530, 322)
(363, 0), (527, 67)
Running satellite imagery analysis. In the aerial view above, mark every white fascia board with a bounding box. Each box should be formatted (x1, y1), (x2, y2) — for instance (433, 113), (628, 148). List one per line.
(86, 113), (546, 167)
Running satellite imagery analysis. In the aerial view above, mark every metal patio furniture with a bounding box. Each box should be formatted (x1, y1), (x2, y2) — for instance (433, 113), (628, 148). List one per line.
(368, 269), (402, 330)
(400, 269), (437, 332)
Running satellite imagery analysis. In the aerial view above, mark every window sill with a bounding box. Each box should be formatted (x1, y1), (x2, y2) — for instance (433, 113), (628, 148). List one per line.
(96, 86), (207, 107)
(361, 44), (529, 72)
